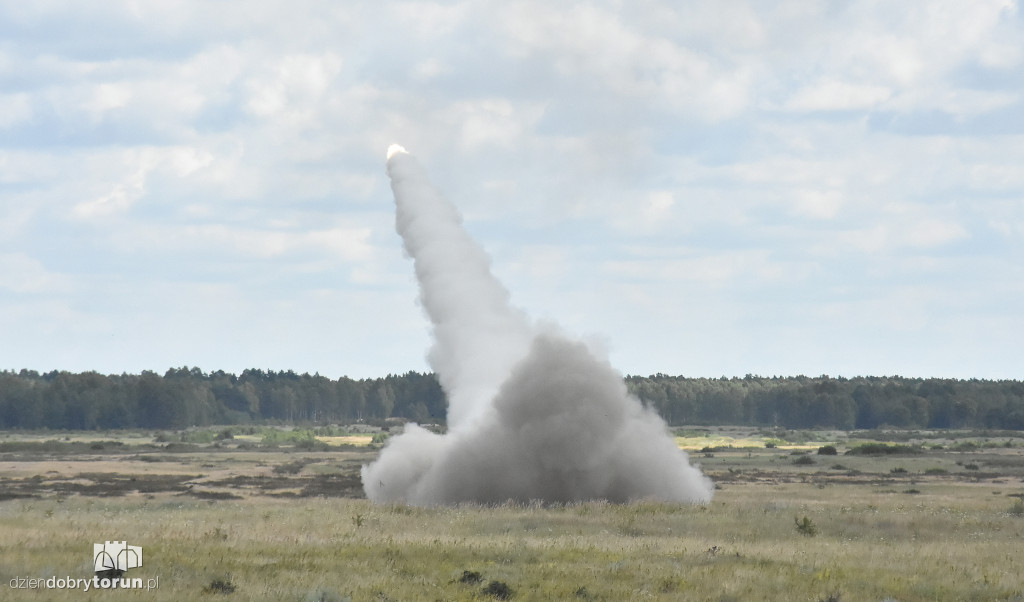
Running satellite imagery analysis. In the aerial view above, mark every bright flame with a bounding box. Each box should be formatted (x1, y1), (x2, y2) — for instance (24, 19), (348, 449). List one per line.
(386, 144), (408, 160)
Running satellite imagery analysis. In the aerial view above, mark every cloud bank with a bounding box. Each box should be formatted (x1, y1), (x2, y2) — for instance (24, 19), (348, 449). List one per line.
(2, 2), (1023, 379)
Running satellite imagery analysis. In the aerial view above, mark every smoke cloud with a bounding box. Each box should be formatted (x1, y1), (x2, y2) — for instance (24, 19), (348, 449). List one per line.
(361, 146), (713, 505)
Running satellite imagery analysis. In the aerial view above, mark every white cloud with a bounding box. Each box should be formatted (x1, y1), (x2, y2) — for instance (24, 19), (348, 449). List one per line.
(72, 146), (214, 218)
(0, 253), (72, 294)
(784, 79), (892, 112)
(496, 2), (753, 119)
(112, 222), (375, 264)
(391, 1), (472, 38)
(840, 218), (970, 254)
(603, 248), (804, 288)
(642, 191), (675, 222)
(82, 82), (133, 115)
(0, 94), (32, 128)
(73, 161), (150, 217)
(791, 189), (845, 220)
(450, 99), (545, 151)
(886, 87), (1020, 117)
(1, 0), (1023, 378)
(245, 52), (343, 119)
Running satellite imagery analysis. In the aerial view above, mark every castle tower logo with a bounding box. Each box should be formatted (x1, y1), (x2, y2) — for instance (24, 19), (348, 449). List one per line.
(93, 541), (143, 574)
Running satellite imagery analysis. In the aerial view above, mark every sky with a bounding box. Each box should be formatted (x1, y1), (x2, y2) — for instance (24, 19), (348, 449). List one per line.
(1, 1), (1022, 380)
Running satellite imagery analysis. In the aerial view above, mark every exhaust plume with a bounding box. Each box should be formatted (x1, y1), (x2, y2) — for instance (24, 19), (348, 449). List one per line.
(361, 146), (714, 505)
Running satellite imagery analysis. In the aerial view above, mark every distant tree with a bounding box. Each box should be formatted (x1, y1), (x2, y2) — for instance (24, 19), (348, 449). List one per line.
(368, 381), (396, 419)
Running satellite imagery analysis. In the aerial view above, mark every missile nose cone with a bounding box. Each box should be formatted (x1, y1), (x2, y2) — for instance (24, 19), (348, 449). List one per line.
(386, 144), (408, 161)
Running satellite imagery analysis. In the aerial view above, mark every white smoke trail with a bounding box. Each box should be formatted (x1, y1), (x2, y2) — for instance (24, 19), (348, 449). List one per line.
(361, 146), (714, 505)
(385, 144), (533, 427)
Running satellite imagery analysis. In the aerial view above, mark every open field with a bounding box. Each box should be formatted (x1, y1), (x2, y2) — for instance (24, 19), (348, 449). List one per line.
(2, 427), (1023, 601)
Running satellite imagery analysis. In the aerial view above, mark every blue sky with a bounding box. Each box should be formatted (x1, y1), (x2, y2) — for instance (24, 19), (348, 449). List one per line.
(1, 1), (1022, 379)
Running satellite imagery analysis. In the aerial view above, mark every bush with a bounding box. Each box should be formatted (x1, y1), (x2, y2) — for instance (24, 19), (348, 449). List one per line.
(294, 438), (329, 451)
(482, 581), (513, 599)
(203, 577), (236, 594)
(261, 429), (326, 449)
(180, 430), (217, 444)
(795, 516), (817, 537)
(817, 445), (838, 455)
(793, 455), (816, 465)
(846, 443), (921, 456)
(273, 459), (315, 475)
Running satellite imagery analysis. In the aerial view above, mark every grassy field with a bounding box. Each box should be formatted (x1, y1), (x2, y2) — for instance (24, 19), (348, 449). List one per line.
(1, 426), (1023, 601)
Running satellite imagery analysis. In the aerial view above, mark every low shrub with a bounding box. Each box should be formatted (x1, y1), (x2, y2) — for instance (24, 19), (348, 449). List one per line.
(180, 430), (216, 444)
(203, 577), (236, 594)
(795, 516), (817, 537)
(846, 443), (921, 456)
(294, 438), (329, 451)
(273, 459), (316, 475)
(483, 581), (513, 599)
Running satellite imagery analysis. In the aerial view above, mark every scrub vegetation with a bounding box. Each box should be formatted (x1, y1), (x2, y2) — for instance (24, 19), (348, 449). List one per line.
(1, 427), (1023, 601)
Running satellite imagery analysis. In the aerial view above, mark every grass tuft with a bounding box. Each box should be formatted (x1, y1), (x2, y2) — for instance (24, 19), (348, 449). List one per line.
(795, 515), (818, 537)
(1009, 499), (1024, 517)
(482, 580), (513, 599)
(203, 577), (236, 595)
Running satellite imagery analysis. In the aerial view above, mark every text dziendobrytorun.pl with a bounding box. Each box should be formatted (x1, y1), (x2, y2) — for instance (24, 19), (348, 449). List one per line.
(9, 575), (159, 591)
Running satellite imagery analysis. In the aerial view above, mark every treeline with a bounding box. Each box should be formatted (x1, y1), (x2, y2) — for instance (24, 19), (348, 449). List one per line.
(626, 374), (1024, 430)
(0, 368), (445, 430)
(0, 368), (1022, 431)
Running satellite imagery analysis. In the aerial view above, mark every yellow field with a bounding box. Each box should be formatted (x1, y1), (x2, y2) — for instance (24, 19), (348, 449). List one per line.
(316, 435), (374, 446)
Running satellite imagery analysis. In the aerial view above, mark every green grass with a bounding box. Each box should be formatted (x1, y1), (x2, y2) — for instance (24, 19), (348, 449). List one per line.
(2, 428), (1024, 600)
(3, 489), (1023, 600)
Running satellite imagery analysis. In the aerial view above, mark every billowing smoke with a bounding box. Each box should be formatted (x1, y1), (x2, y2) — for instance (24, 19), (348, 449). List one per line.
(360, 145), (713, 505)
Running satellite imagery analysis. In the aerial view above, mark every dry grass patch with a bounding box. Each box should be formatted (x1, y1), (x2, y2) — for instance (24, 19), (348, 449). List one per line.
(2, 429), (1023, 600)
